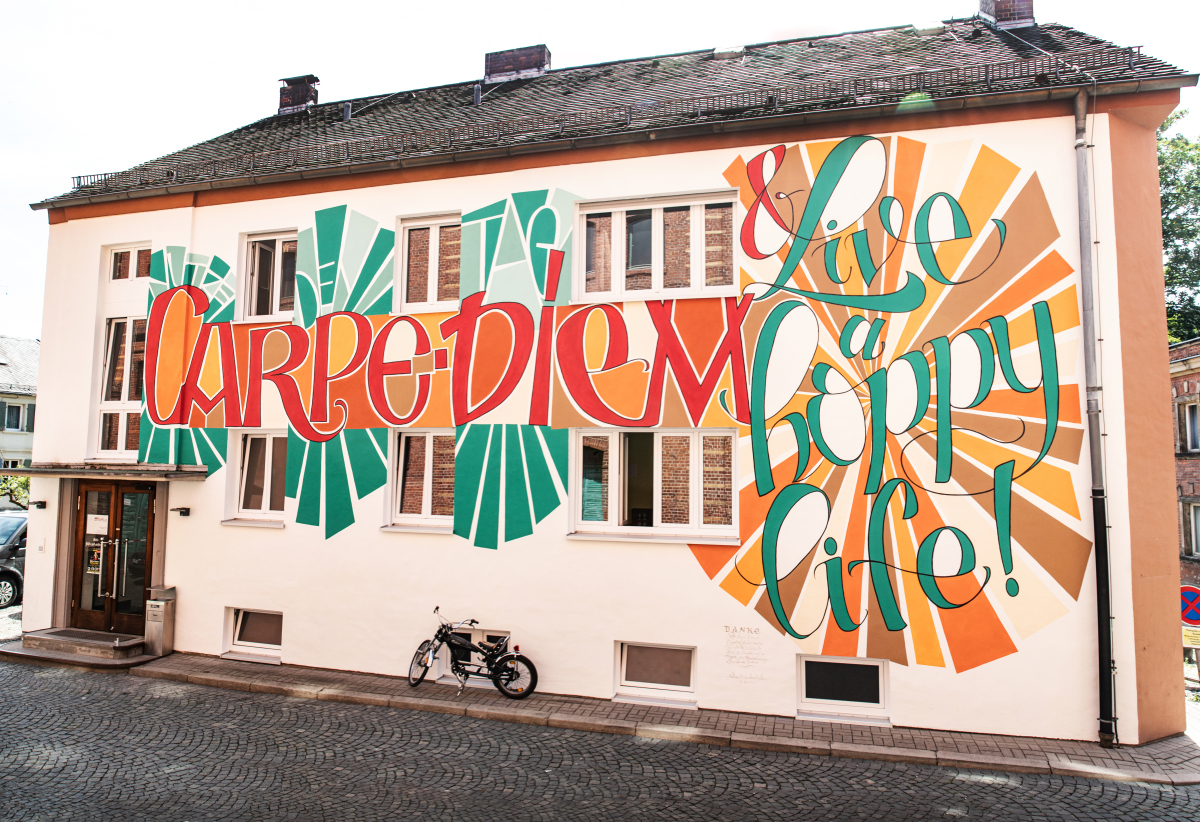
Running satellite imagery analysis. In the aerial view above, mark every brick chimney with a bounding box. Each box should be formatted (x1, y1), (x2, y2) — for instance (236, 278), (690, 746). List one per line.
(484, 46), (551, 84)
(278, 75), (320, 115)
(979, 0), (1035, 29)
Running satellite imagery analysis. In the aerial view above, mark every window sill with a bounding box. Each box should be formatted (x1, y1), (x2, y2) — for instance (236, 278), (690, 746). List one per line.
(567, 531), (740, 546)
(796, 709), (891, 728)
(396, 303), (459, 315)
(86, 456), (138, 463)
(380, 524), (454, 535)
(570, 288), (738, 306)
(612, 692), (698, 710)
(221, 518), (285, 529)
(221, 650), (281, 665)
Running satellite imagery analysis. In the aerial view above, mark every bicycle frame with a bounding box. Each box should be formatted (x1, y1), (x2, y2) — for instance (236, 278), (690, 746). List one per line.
(422, 609), (515, 687)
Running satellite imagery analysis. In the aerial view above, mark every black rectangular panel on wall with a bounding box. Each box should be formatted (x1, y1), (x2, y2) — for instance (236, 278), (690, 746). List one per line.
(805, 661), (880, 704)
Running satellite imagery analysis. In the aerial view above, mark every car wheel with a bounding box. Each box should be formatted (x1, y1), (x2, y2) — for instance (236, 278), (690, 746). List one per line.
(0, 577), (16, 608)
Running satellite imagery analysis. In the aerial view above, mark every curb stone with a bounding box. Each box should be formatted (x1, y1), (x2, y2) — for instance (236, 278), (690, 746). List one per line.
(387, 695), (468, 716)
(935, 751), (1051, 774)
(466, 705), (550, 725)
(1049, 758), (1174, 784)
(636, 724), (731, 746)
(831, 742), (937, 765)
(318, 689), (392, 707)
(548, 713), (637, 735)
(731, 733), (831, 755)
(187, 673), (251, 692)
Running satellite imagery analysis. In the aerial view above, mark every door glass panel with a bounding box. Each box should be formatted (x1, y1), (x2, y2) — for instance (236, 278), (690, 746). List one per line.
(80, 491), (111, 614)
(116, 492), (149, 616)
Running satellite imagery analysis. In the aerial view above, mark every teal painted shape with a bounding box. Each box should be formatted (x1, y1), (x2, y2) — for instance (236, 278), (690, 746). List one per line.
(137, 410), (153, 462)
(512, 190), (548, 234)
(370, 427), (388, 454)
(193, 428), (227, 475)
(144, 424), (170, 464)
(345, 428), (387, 499)
(338, 211), (378, 311)
(482, 218), (502, 286)
(459, 222), (483, 298)
(315, 206), (347, 307)
(462, 200), (507, 224)
(541, 426), (570, 488)
(527, 207), (557, 294)
(295, 228), (319, 327)
(503, 425), (533, 542)
(182, 264), (198, 286)
(149, 250), (168, 285)
(166, 247), (185, 287)
(362, 291), (392, 316)
(323, 436), (354, 538)
(475, 427), (504, 550)
(175, 429), (197, 466)
(346, 228), (394, 313)
(548, 189), (582, 306)
(285, 428), (306, 498)
(521, 427), (560, 524)
(297, 441), (323, 526)
(453, 424), (489, 539)
(495, 207), (527, 267)
(206, 255), (230, 281)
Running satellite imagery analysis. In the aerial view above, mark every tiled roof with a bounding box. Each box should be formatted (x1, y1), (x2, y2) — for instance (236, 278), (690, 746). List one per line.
(35, 18), (1194, 208)
(0, 336), (39, 396)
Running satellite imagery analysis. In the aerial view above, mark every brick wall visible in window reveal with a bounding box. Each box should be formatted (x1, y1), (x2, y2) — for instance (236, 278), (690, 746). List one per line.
(106, 323), (128, 402)
(705, 204), (734, 287)
(136, 249), (152, 278)
(112, 251), (131, 280)
(128, 320), (147, 402)
(581, 436), (610, 521)
(125, 413), (140, 452)
(702, 435), (733, 525)
(661, 436), (691, 525)
(101, 414), (120, 452)
(407, 228), (430, 304)
(399, 436), (426, 515)
(585, 214), (612, 294)
(663, 207), (691, 290)
(625, 268), (652, 291)
(437, 226), (461, 303)
(431, 435), (456, 517)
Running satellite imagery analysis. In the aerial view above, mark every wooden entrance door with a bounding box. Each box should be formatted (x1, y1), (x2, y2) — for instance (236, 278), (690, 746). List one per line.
(70, 481), (155, 635)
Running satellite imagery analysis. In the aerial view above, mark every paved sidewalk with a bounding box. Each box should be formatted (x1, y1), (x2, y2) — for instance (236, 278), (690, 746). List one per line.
(130, 652), (1200, 786)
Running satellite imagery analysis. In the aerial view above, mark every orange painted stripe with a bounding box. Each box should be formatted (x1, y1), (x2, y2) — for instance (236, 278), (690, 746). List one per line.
(956, 251), (1075, 335)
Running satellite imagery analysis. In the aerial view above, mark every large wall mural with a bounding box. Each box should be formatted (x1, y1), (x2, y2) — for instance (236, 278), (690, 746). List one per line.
(137, 134), (1088, 673)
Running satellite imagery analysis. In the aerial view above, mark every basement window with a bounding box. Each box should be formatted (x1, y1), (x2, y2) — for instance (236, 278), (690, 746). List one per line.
(222, 608), (284, 664)
(577, 193), (737, 301)
(245, 234), (297, 318)
(620, 643), (694, 692)
(797, 656), (889, 724)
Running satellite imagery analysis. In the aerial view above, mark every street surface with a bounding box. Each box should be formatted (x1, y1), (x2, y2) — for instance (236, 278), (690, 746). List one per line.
(0, 603), (20, 642)
(0, 659), (1196, 821)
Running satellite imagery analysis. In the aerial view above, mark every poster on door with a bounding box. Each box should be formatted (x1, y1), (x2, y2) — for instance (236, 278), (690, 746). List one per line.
(86, 545), (101, 576)
(85, 514), (108, 536)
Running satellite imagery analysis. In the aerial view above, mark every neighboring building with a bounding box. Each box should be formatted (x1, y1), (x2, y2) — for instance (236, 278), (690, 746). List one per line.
(13, 2), (1196, 746)
(0, 335), (38, 471)
(1169, 339), (1200, 587)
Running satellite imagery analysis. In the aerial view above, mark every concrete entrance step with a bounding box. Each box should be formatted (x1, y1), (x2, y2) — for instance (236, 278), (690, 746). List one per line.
(0, 639), (158, 670)
(22, 628), (146, 660)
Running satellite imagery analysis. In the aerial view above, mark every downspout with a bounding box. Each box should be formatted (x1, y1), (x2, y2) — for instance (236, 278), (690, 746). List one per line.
(1074, 88), (1117, 747)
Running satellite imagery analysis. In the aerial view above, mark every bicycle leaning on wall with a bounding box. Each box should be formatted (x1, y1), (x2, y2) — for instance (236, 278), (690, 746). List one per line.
(408, 607), (538, 699)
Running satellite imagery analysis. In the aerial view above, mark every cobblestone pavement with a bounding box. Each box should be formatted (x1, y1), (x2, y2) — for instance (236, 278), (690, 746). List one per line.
(0, 605), (20, 642)
(1, 661), (1197, 821)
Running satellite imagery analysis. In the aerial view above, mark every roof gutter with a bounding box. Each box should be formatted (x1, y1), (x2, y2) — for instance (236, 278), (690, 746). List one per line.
(30, 75), (1196, 212)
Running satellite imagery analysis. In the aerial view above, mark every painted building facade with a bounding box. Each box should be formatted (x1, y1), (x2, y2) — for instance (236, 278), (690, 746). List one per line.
(1168, 339), (1200, 588)
(0, 335), (38, 474)
(16, 14), (1195, 745)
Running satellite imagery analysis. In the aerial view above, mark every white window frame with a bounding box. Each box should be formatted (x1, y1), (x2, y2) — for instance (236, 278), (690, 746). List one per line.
(230, 608), (283, 651)
(96, 316), (146, 458)
(108, 243), (151, 282)
(1186, 402), (1200, 452)
(2, 460), (21, 469)
(235, 431), (288, 521)
(1190, 504), (1200, 558)
(569, 428), (738, 540)
(388, 428), (456, 530)
(618, 641), (696, 694)
(575, 191), (740, 304)
(4, 403), (21, 432)
(397, 214), (462, 315)
(797, 655), (889, 723)
(243, 231), (298, 321)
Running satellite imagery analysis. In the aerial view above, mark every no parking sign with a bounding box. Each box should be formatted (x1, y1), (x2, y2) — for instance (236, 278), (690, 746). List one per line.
(1182, 585), (1200, 627)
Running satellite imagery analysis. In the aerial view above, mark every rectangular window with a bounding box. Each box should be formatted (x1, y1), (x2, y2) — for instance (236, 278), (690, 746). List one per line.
(573, 429), (736, 537)
(232, 610), (283, 650)
(238, 433), (288, 516)
(4, 404), (20, 431)
(111, 247), (151, 281)
(393, 430), (456, 525)
(1188, 403), (1199, 452)
(577, 194), (738, 301)
(98, 317), (148, 455)
(801, 658), (883, 707)
(1191, 504), (1200, 558)
(620, 643), (694, 692)
(400, 217), (461, 312)
(246, 235), (297, 318)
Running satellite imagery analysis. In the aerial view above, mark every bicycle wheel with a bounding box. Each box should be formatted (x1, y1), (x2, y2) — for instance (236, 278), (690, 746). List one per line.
(492, 654), (538, 700)
(408, 640), (432, 687)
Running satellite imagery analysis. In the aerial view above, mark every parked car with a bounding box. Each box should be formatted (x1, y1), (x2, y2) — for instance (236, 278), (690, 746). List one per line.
(0, 512), (27, 608)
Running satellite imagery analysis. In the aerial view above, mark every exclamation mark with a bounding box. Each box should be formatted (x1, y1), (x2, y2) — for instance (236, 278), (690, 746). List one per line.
(994, 460), (1019, 596)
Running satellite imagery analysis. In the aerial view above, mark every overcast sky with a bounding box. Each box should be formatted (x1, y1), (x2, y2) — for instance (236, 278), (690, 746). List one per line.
(1, 0), (1195, 341)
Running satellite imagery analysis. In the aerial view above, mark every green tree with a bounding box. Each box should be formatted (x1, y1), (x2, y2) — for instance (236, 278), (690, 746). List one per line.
(1160, 111), (1200, 340)
(0, 475), (28, 508)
